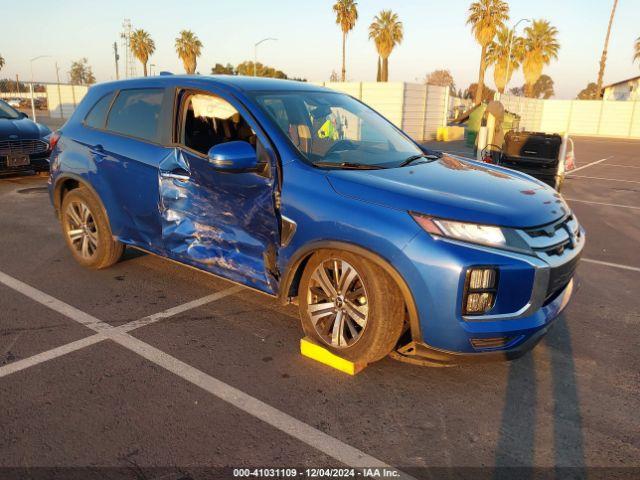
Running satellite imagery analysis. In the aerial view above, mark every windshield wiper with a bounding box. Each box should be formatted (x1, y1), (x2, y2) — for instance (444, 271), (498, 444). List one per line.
(398, 153), (440, 167)
(314, 161), (385, 170)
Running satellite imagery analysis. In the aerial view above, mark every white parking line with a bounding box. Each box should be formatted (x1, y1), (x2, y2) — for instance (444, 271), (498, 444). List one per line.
(0, 333), (106, 379)
(582, 258), (640, 273)
(569, 156), (613, 173)
(566, 175), (640, 184)
(113, 333), (401, 472)
(0, 275), (241, 378)
(0, 270), (415, 478)
(565, 198), (640, 210)
(118, 285), (244, 333)
(593, 164), (640, 169)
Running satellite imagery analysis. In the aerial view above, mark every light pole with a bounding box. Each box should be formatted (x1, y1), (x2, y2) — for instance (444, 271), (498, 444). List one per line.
(149, 64), (156, 76)
(29, 55), (52, 121)
(503, 18), (530, 98)
(254, 37), (277, 76)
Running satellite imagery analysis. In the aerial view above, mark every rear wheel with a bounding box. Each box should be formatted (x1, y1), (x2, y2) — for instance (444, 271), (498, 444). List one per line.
(298, 250), (405, 364)
(61, 187), (124, 269)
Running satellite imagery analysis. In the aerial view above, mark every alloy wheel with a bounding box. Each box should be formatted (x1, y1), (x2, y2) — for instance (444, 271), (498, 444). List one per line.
(306, 259), (369, 348)
(65, 200), (99, 259)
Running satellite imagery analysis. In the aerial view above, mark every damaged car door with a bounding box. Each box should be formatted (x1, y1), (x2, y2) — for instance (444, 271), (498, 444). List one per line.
(159, 90), (280, 293)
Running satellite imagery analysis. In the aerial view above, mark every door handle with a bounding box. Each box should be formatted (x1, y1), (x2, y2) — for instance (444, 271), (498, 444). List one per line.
(160, 170), (190, 181)
(90, 144), (106, 162)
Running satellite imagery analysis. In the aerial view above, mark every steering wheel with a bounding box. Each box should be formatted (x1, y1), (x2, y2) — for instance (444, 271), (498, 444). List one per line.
(324, 139), (358, 157)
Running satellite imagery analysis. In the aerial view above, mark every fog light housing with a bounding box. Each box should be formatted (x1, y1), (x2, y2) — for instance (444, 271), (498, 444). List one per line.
(464, 267), (498, 315)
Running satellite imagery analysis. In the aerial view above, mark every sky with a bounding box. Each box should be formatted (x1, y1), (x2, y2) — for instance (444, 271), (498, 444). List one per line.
(2, 0), (639, 99)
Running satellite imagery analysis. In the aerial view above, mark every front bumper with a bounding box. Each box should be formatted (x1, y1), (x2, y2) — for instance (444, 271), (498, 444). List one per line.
(0, 153), (50, 175)
(395, 217), (584, 363)
(392, 279), (574, 366)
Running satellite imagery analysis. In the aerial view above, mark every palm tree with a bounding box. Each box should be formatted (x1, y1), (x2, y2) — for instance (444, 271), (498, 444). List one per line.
(333, 0), (358, 82)
(175, 30), (203, 74)
(368, 10), (403, 82)
(634, 36), (640, 66)
(466, 0), (510, 104)
(596, 0), (619, 97)
(130, 29), (155, 77)
(486, 26), (524, 94)
(0, 54), (4, 72)
(522, 19), (560, 98)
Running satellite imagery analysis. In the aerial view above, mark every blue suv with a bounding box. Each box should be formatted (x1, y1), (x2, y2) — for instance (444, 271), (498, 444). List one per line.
(48, 76), (584, 365)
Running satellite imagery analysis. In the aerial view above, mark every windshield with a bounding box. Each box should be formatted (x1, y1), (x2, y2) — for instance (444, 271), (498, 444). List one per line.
(0, 100), (21, 120)
(252, 91), (423, 168)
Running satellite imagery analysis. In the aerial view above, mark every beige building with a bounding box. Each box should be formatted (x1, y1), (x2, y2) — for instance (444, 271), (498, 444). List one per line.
(602, 75), (640, 101)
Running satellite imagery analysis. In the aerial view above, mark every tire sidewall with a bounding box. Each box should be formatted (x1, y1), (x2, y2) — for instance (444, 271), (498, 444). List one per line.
(61, 188), (112, 269)
(298, 250), (403, 363)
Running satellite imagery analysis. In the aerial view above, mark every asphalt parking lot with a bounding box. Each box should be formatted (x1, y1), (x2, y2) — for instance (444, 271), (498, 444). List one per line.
(0, 136), (638, 479)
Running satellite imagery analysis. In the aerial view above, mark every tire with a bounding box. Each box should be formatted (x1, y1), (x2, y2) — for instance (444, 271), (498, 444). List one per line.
(298, 250), (405, 364)
(60, 186), (124, 269)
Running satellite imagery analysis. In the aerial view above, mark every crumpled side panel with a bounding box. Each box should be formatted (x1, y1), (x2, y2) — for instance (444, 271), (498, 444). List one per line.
(158, 148), (279, 293)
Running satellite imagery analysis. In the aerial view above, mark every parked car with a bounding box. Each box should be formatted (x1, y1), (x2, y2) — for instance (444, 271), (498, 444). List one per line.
(6, 98), (22, 108)
(48, 76), (584, 365)
(0, 99), (51, 175)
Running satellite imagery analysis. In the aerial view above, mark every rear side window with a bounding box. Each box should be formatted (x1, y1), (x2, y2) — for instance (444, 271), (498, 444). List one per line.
(106, 89), (164, 143)
(84, 93), (113, 129)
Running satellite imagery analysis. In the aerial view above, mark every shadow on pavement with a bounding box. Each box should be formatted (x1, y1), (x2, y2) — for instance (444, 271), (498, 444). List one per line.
(494, 315), (585, 479)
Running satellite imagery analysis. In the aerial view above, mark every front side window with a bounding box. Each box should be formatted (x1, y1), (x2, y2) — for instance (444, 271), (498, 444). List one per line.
(253, 91), (422, 168)
(84, 93), (113, 129)
(106, 89), (164, 143)
(179, 92), (257, 155)
(0, 100), (20, 120)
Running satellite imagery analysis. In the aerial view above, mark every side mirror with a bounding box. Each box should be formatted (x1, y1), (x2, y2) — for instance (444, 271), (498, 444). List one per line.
(19, 112), (28, 119)
(207, 141), (258, 173)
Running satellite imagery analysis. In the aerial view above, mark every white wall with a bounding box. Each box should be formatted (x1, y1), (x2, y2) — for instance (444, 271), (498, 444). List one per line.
(501, 94), (640, 139)
(319, 81), (449, 142)
(45, 84), (89, 119)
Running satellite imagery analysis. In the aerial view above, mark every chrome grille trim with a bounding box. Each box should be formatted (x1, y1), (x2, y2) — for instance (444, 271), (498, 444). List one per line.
(0, 139), (49, 156)
(518, 214), (582, 256)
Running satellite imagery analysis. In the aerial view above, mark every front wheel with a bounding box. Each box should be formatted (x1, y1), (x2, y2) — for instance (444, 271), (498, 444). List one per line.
(60, 187), (124, 269)
(298, 250), (405, 364)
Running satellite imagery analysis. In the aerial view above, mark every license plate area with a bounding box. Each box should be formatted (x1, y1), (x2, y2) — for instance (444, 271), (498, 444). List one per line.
(7, 155), (30, 167)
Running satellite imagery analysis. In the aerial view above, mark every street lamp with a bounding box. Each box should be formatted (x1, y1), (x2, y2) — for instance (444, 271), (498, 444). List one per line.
(29, 55), (52, 121)
(254, 38), (278, 77)
(149, 63), (156, 76)
(503, 18), (530, 97)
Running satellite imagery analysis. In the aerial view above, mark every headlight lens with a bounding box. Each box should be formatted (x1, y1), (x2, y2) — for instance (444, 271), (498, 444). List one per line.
(411, 213), (507, 248)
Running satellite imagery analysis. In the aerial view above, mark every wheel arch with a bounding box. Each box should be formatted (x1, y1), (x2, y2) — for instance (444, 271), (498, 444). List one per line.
(53, 174), (111, 230)
(278, 241), (423, 343)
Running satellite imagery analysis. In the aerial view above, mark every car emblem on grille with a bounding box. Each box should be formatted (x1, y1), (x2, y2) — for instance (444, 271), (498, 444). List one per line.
(9, 135), (18, 140)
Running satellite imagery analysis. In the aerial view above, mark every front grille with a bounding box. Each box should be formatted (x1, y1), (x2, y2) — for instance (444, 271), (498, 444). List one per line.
(523, 214), (581, 256)
(0, 139), (49, 156)
(546, 251), (581, 301)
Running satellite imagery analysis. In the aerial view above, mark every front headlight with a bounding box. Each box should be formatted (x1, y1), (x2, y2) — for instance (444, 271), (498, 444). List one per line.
(411, 213), (507, 248)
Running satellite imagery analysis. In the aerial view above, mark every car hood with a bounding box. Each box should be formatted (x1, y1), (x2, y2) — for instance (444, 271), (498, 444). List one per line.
(0, 117), (50, 140)
(326, 155), (569, 228)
